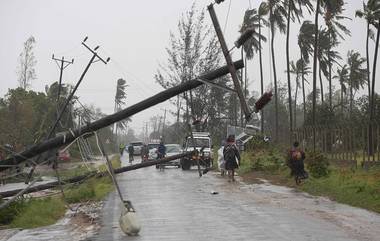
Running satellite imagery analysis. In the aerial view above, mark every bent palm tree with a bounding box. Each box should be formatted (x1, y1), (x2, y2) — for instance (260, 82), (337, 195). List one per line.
(322, 0), (351, 110)
(356, 1), (376, 100)
(347, 51), (367, 118)
(334, 65), (349, 114)
(114, 78), (128, 142)
(289, 59), (310, 128)
(316, 28), (342, 104)
(284, 0), (313, 138)
(298, 21), (314, 123)
(240, 2), (269, 133)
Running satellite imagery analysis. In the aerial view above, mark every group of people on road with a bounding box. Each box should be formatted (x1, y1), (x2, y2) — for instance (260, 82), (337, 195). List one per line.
(119, 141), (166, 164)
(219, 135), (307, 185)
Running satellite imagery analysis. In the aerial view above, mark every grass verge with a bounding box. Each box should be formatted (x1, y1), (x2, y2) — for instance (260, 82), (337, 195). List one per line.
(239, 141), (380, 213)
(0, 155), (121, 229)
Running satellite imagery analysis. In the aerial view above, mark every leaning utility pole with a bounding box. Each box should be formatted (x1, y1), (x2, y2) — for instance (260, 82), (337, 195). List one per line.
(48, 37), (110, 140)
(24, 37), (110, 183)
(208, 1), (251, 122)
(52, 55), (74, 101)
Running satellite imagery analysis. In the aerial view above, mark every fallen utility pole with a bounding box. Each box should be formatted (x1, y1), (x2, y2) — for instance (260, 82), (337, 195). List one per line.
(208, 3), (251, 122)
(0, 60), (244, 171)
(0, 152), (193, 199)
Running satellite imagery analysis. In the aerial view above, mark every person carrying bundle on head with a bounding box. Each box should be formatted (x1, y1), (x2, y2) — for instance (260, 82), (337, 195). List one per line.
(287, 141), (308, 184)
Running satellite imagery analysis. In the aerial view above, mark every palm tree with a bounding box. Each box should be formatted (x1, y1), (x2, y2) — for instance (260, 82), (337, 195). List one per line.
(240, 3), (269, 134)
(334, 65), (349, 114)
(322, 0), (351, 110)
(355, 1), (375, 100)
(347, 51), (367, 118)
(268, 0), (287, 141)
(312, 0), (321, 150)
(114, 78), (128, 143)
(285, 0), (313, 139)
(368, 0), (380, 155)
(289, 59), (310, 129)
(316, 28), (342, 104)
(298, 20), (314, 122)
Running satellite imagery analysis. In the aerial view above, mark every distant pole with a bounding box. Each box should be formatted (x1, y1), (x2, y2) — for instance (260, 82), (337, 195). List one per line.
(52, 55), (74, 102)
(208, 3), (251, 122)
(162, 109), (167, 140)
(240, 48), (244, 127)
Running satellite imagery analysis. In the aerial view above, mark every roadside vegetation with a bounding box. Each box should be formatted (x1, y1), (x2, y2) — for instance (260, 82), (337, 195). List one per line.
(239, 138), (380, 213)
(0, 155), (120, 229)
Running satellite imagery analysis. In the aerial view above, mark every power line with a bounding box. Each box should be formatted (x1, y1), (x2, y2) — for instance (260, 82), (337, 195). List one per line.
(223, 0), (232, 33)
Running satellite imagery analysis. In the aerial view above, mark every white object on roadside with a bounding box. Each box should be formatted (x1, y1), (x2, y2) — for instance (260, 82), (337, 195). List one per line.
(119, 200), (141, 236)
(217, 147), (226, 171)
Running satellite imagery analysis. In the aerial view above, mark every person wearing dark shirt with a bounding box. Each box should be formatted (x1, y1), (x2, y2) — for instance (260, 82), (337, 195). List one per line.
(223, 135), (240, 182)
(128, 145), (134, 163)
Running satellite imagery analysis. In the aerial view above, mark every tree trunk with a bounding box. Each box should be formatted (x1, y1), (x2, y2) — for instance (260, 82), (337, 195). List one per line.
(270, 7), (279, 141)
(301, 50), (306, 124)
(341, 82), (344, 115)
(294, 75), (299, 130)
(259, 16), (265, 134)
(369, 22), (380, 155)
(366, 21), (371, 100)
(312, 0), (321, 151)
(328, 33), (332, 110)
(319, 62), (324, 104)
(350, 81), (353, 119)
(286, 4), (293, 142)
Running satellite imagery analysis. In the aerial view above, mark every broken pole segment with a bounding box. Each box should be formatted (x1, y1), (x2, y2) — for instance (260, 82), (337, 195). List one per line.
(0, 60), (244, 171)
(0, 152), (193, 199)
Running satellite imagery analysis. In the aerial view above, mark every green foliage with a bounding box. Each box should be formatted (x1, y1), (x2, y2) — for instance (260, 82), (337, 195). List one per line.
(65, 176), (113, 203)
(0, 85), (72, 152)
(10, 197), (66, 229)
(65, 155), (120, 203)
(0, 198), (27, 225)
(305, 151), (330, 178)
(301, 167), (380, 213)
(98, 155), (121, 172)
(239, 137), (285, 174)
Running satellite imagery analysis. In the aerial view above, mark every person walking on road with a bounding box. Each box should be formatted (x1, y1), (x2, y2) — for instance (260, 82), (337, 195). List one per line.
(119, 143), (126, 156)
(156, 141), (166, 170)
(128, 144), (134, 163)
(287, 141), (308, 185)
(223, 135), (240, 182)
(141, 144), (149, 162)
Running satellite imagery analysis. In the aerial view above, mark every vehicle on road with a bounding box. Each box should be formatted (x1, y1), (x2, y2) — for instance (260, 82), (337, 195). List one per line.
(149, 148), (158, 159)
(163, 144), (182, 167)
(129, 141), (143, 155)
(180, 132), (213, 170)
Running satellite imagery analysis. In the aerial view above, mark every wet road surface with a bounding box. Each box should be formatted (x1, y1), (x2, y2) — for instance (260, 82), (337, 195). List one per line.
(94, 156), (380, 241)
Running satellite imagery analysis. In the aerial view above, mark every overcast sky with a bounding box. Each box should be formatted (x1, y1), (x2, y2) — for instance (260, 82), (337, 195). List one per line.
(0, 0), (378, 135)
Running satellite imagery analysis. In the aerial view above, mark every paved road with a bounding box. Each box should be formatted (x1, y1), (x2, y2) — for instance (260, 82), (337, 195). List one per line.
(94, 156), (380, 241)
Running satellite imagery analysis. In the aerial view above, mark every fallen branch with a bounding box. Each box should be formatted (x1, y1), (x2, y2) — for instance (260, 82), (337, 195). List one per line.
(0, 152), (193, 199)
